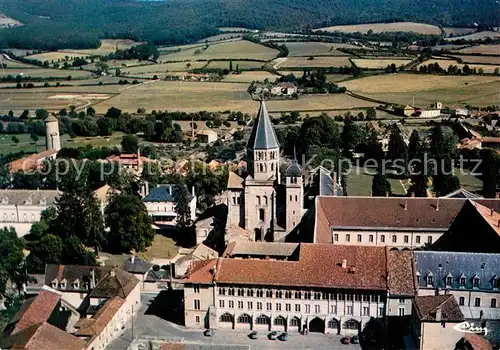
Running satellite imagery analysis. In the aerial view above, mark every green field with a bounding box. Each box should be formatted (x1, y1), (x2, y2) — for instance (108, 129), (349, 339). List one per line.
(223, 71), (279, 83)
(122, 61), (206, 75)
(0, 67), (94, 78)
(274, 42), (357, 56)
(341, 74), (500, 107)
(206, 60), (264, 69)
(159, 40), (279, 61)
(278, 56), (352, 68)
(352, 58), (412, 69)
(1, 131), (125, 155)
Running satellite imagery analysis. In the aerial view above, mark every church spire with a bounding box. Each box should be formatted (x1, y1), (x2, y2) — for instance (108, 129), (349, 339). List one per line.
(247, 100), (279, 150)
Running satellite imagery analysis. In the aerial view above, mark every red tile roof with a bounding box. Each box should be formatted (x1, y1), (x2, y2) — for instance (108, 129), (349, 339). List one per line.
(472, 201), (500, 235)
(75, 297), (125, 337)
(8, 149), (57, 174)
(184, 244), (416, 295)
(313, 197), (500, 244)
(1, 322), (85, 350)
(460, 334), (493, 350)
(10, 288), (61, 334)
(414, 294), (464, 322)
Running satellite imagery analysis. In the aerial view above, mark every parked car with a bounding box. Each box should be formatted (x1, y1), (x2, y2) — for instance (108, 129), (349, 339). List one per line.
(341, 336), (351, 344)
(249, 331), (258, 339)
(268, 331), (278, 340)
(278, 332), (288, 341)
(203, 329), (212, 337)
(351, 335), (359, 344)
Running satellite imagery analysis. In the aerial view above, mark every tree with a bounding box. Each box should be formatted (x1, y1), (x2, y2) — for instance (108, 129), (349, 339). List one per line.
(366, 107), (376, 120)
(86, 106), (96, 117)
(35, 109), (49, 120)
(174, 185), (192, 229)
(372, 172), (391, 196)
(105, 194), (154, 253)
(429, 125), (460, 196)
(30, 133), (39, 152)
(97, 117), (115, 136)
(229, 60), (233, 71)
(53, 164), (105, 251)
(11, 136), (19, 144)
(387, 125), (408, 175)
(408, 130), (428, 197)
(121, 134), (139, 153)
(480, 149), (499, 198)
(141, 162), (162, 188)
(20, 110), (30, 120)
(104, 107), (122, 119)
(341, 117), (363, 157)
(26, 234), (63, 273)
(0, 228), (26, 296)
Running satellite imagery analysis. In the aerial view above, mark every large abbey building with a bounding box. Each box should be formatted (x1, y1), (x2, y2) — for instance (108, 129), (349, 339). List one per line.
(226, 101), (304, 242)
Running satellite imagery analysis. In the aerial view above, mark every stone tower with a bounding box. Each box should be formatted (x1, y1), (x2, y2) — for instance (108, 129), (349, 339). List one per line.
(285, 149), (303, 232)
(244, 101), (280, 241)
(44, 115), (61, 151)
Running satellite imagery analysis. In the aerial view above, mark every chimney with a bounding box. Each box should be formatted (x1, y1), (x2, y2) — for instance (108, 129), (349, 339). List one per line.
(341, 259), (347, 269)
(411, 192), (415, 197)
(145, 181), (150, 196)
(436, 199), (440, 211)
(490, 208), (494, 216)
(110, 269), (116, 277)
(169, 185), (172, 195)
(404, 200), (408, 210)
(192, 186), (195, 197)
(435, 306), (442, 322)
(131, 255), (135, 264)
(90, 269), (96, 288)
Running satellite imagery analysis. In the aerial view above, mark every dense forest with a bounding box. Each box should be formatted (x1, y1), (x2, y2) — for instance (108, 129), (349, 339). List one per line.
(0, 0), (498, 50)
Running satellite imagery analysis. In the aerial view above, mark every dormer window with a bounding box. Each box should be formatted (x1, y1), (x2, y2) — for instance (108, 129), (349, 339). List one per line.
(416, 271), (421, 284)
(51, 279), (58, 288)
(473, 275), (480, 288)
(1, 197), (8, 205)
(39, 198), (47, 205)
(58, 279), (67, 289)
(445, 273), (453, 287)
(426, 272), (434, 286)
(72, 279), (80, 289)
(492, 276), (499, 289)
(24, 198), (32, 205)
(459, 274), (467, 288)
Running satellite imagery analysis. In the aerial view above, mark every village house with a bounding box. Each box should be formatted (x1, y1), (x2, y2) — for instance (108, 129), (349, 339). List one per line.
(0, 189), (60, 237)
(394, 104), (416, 117)
(183, 243), (416, 335)
(142, 184), (197, 227)
(8, 149), (58, 174)
(105, 149), (151, 175)
(196, 129), (218, 144)
(414, 250), (500, 345)
(410, 294), (466, 350)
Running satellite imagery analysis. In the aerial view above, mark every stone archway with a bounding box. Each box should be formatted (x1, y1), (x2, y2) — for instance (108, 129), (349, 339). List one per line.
(309, 317), (325, 333)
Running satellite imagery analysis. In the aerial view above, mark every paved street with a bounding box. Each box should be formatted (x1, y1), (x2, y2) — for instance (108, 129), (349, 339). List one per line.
(108, 294), (360, 350)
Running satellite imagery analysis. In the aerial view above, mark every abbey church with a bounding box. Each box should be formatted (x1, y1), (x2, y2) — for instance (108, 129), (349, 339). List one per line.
(226, 101), (304, 242)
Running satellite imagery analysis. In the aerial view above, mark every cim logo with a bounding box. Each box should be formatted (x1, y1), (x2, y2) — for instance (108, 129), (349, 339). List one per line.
(453, 321), (489, 336)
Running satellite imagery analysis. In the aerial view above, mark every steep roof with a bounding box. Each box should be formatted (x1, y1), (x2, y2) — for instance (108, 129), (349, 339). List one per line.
(442, 188), (482, 199)
(285, 158), (302, 177)
(142, 184), (193, 203)
(1, 322), (85, 350)
(0, 189), (59, 206)
(89, 268), (139, 299)
(247, 101), (279, 150)
(122, 256), (152, 275)
(44, 264), (111, 287)
(227, 171), (244, 189)
(414, 251), (500, 290)
(414, 294), (464, 322)
(74, 297), (125, 337)
(44, 115), (58, 123)
(10, 287), (61, 334)
(313, 196), (500, 244)
(184, 244), (415, 295)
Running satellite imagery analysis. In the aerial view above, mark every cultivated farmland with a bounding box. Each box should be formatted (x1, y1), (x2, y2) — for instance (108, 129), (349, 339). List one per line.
(274, 42), (357, 56)
(352, 58), (412, 69)
(158, 40), (279, 61)
(418, 59), (500, 73)
(62, 39), (143, 56)
(447, 31), (500, 41)
(0, 68), (94, 78)
(223, 71), (279, 83)
(122, 61), (206, 75)
(314, 22), (441, 35)
(205, 60), (264, 69)
(451, 55), (500, 65)
(27, 52), (89, 62)
(443, 27), (477, 37)
(278, 56), (353, 68)
(453, 45), (500, 55)
(341, 74), (500, 107)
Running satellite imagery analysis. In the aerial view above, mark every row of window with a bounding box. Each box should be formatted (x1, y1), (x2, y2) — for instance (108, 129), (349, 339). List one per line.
(334, 233), (433, 245)
(256, 196), (269, 206)
(458, 296), (497, 308)
(420, 274), (499, 289)
(218, 287), (383, 302)
(289, 195), (299, 202)
(1, 213), (37, 222)
(255, 151), (277, 161)
(216, 300), (384, 317)
(255, 162), (276, 173)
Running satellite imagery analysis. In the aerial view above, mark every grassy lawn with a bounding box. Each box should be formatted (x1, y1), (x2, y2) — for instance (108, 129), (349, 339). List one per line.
(1, 132), (125, 156)
(141, 234), (179, 261)
(347, 165), (407, 196)
(455, 170), (483, 194)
